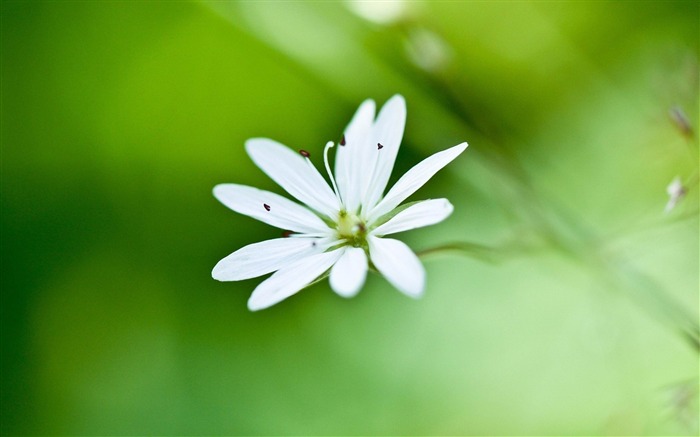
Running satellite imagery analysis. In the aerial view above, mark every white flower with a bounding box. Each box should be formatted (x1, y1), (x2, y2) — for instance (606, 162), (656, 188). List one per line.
(212, 95), (468, 311)
(665, 176), (686, 213)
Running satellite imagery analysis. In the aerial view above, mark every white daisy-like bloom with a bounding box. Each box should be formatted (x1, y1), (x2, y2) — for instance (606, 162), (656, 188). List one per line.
(213, 95), (468, 311)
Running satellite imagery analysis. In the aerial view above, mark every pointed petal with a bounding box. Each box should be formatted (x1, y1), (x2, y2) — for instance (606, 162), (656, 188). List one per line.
(246, 138), (340, 218)
(361, 95), (407, 213)
(335, 99), (376, 213)
(329, 247), (368, 298)
(247, 249), (344, 311)
(213, 183), (329, 234)
(372, 198), (453, 236)
(368, 142), (467, 222)
(368, 236), (425, 298)
(213, 237), (332, 281)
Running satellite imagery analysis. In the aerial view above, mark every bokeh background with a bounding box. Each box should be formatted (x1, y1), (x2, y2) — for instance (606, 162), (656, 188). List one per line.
(2, 1), (698, 435)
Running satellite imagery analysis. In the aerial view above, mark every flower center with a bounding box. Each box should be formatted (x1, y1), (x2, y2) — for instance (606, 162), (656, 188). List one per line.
(336, 210), (367, 247)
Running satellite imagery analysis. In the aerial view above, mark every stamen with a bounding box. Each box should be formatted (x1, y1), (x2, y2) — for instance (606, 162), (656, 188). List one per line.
(360, 140), (384, 217)
(263, 203), (271, 211)
(299, 149), (310, 158)
(340, 134), (346, 146)
(323, 141), (343, 205)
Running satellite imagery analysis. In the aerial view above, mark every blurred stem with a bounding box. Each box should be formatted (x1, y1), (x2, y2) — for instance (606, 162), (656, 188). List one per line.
(417, 242), (503, 263)
(417, 238), (542, 264)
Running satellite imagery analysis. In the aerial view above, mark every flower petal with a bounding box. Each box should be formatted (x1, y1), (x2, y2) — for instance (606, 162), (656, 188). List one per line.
(213, 237), (330, 281)
(247, 249), (344, 311)
(361, 94), (407, 214)
(371, 198), (453, 236)
(213, 183), (330, 234)
(246, 138), (340, 219)
(335, 99), (376, 213)
(368, 236), (425, 298)
(368, 142), (467, 222)
(329, 247), (368, 298)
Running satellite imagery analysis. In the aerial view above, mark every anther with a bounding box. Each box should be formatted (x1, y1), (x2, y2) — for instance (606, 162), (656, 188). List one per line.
(323, 141), (343, 205)
(311, 241), (317, 247)
(340, 135), (346, 146)
(299, 149), (310, 158)
(263, 203), (271, 211)
(282, 230), (293, 238)
(377, 142), (384, 150)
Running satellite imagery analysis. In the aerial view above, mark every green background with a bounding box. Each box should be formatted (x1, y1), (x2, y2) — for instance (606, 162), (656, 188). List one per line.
(2, 1), (698, 435)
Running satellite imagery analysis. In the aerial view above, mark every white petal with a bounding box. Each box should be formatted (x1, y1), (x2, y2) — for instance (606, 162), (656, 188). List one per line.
(368, 142), (467, 222)
(335, 99), (376, 213)
(371, 198), (453, 236)
(368, 236), (425, 298)
(329, 247), (368, 298)
(212, 237), (329, 281)
(213, 184), (330, 234)
(247, 249), (344, 311)
(246, 138), (340, 219)
(361, 95), (407, 213)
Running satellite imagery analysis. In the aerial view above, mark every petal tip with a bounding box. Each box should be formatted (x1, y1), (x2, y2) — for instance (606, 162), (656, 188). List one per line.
(211, 262), (231, 281)
(212, 183), (229, 199)
(455, 142), (468, 154)
(388, 93), (406, 104)
(442, 199), (454, 215)
(410, 289), (425, 299)
(329, 278), (363, 298)
(384, 94), (407, 113)
(247, 295), (267, 311)
(211, 269), (224, 281)
(361, 98), (377, 109)
(244, 137), (286, 159)
(404, 279), (426, 299)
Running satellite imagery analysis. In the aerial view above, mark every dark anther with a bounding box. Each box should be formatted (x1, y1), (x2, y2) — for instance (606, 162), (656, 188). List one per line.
(299, 149), (310, 158)
(377, 142), (384, 150)
(311, 241), (317, 247)
(340, 135), (346, 146)
(282, 230), (293, 238)
(263, 203), (271, 211)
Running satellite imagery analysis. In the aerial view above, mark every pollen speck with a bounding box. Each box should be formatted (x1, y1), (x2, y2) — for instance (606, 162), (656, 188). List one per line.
(299, 149), (310, 158)
(340, 135), (346, 146)
(377, 142), (384, 150)
(263, 203), (271, 211)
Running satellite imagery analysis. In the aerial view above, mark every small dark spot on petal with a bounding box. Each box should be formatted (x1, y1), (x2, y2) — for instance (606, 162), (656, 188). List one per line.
(340, 135), (346, 146)
(299, 149), (310, 158)
(377, 142), (384, 150)
(263, 203), (271, 211)
(311, 241), (317, 247)
(282, 230), (293, 238)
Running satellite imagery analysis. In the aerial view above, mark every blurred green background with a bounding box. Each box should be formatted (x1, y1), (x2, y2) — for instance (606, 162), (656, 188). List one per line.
(2, 1), (698, 435)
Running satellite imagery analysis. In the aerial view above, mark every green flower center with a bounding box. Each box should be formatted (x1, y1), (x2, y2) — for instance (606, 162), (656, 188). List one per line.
(336, 210), (367, 248)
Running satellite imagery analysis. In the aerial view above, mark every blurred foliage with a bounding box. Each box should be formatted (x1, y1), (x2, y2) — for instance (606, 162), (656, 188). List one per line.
(1, 1), (698, 435)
